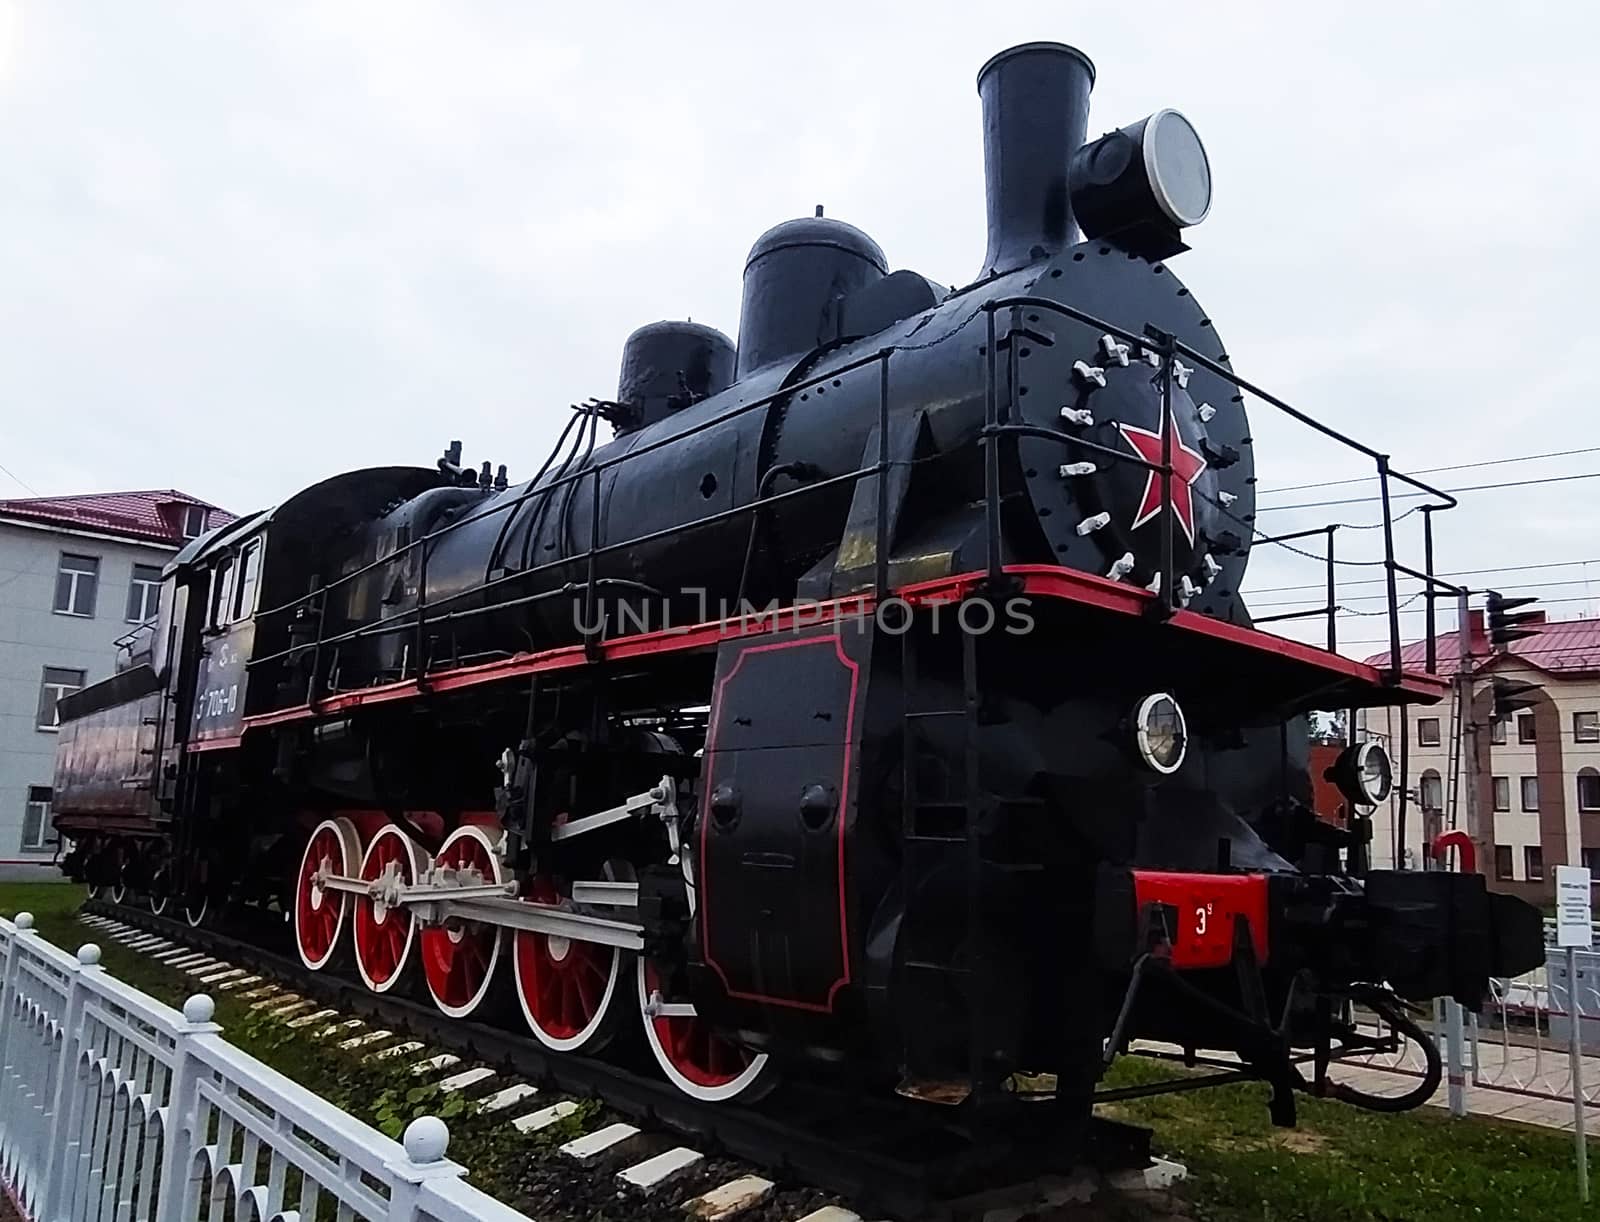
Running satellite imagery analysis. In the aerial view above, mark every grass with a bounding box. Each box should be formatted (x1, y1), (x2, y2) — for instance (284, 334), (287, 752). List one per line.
(0, 881), (599, 1212)
(1101, 1054), (1595, 1221)
(8, 881), (1593, 1220)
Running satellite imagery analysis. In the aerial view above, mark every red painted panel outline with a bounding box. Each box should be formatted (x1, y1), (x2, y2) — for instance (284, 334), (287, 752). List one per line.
(1131, 869), (1270, 969)
(698, 633), (860, 1013)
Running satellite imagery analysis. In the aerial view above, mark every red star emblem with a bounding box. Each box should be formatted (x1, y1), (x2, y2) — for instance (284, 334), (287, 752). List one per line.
(1116, 417), (1208, 544)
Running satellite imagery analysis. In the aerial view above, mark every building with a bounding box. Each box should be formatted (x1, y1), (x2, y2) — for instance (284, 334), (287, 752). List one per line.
(0, 490), (234, 876)
(1360, 611), (1600, 903)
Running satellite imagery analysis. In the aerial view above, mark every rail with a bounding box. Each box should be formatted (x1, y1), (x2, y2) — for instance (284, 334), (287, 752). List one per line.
(240, 293), (1454, 698)
(0, 912), (534, 1222)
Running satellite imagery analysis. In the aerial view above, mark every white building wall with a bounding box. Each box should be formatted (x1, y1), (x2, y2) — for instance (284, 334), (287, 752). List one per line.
(1362, 658), (1600, 886)
(0, 519), (177, 867)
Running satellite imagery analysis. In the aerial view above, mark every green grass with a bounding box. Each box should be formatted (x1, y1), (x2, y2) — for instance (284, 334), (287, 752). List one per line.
(1101, 1055), (1595, 1221)
(0, 882), (598, 1210)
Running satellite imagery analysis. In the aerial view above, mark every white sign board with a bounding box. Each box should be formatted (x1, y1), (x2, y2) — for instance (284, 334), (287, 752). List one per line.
(1556, 865), (1593, 948)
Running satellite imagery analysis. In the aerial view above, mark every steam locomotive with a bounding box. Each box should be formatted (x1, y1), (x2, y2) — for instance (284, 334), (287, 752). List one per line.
(53, 42), (1541, 1124)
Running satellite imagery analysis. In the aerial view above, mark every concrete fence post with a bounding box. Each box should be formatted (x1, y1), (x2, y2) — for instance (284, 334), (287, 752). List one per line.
(38, 942), (103, 1220)
(1444, 999), (1467, 1116)
(386, 1116), (464, 1222)
(151, 994), (220, 1222)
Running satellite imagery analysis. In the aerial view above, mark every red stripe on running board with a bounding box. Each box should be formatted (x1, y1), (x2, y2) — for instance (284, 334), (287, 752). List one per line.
(236, 564), (1445, 735)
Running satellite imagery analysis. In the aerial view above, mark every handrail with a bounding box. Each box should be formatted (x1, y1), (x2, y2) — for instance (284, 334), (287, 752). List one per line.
(233, 290), (1455, 703)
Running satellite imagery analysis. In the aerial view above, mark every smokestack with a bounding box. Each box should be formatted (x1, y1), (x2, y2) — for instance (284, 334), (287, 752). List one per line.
(976, 42), (1096, 279)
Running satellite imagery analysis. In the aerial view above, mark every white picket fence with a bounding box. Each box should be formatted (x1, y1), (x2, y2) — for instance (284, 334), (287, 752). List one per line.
(0, 912), (536, 1222)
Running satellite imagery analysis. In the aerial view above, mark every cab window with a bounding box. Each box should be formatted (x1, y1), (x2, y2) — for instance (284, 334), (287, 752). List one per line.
(231, 541), (261, 622)
(208, 558), (233, 631)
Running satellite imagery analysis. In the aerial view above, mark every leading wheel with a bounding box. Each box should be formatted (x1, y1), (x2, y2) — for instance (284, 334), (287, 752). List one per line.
(294, 818), (360, 971)
(110, 865), (128, 906)
(513, 877), (624, 1052)
(420, 825), (507, 1018)
(184, 895), (209, 928)
(638, 959), (777, 1103)
(354, 825), (425, 995)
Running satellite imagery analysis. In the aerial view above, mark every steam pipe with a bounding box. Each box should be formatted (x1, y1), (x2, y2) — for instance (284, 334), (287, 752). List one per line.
(976, 42), (1096, 279)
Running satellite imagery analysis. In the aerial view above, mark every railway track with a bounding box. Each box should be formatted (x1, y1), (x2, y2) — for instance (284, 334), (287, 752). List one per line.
(78, 899), (1177, 1221)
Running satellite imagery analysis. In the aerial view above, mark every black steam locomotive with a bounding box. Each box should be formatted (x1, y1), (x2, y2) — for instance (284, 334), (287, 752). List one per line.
(54, 42), (1540, 1123)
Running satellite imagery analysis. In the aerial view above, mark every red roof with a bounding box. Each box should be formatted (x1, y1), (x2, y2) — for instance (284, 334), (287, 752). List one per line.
(0, 490), (236, 547)
(1361, 610), (1600, 677)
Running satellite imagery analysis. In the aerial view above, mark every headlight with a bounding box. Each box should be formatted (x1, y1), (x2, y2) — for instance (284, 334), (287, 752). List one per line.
(1134, 692), (1187, 774)
(1327, 741), (1393, 808)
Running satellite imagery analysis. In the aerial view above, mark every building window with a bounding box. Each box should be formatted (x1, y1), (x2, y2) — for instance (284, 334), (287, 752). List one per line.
(1586, 848), (1600, 873)
(1417, 717), (1441, 747)
(36, 667), (85, 730)
(126, 563), (163, 623)
(1518, 713), (1537, 744)
(1576, 712), (1600, 743)
(53, 553), (99, 617)
(182, 505), (209, 539)
(1493, 776), (1511, 812)
(1525, 846), (1545, 882)
(1419, 770), (1443, 813)
(1580, 769), (1600, 813)
(20, 786), (55, 851)
(1495, 845), (1514, 880)
(1490, 719), (1507, 745)
(1521, 776), (1540, 812)
(231, 541), (261, 622)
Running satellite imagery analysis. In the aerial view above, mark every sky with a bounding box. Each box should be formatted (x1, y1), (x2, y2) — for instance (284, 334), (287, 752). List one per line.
(2, 1), (1597, 657)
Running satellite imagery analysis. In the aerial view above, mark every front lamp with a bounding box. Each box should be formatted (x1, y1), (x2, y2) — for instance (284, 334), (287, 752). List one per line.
(1327, 741), (1394, 808)
(1134, 692), (1187, 775)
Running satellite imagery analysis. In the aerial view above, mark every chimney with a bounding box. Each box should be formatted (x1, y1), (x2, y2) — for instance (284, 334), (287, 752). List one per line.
(976, 42), (1096, 280)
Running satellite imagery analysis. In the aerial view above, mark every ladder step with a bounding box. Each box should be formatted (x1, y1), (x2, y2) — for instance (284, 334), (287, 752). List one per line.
(904, 709), (965, 720)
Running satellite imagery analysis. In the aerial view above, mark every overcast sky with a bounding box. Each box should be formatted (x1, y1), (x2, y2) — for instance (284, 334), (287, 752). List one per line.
(2, 1), (1596, 655)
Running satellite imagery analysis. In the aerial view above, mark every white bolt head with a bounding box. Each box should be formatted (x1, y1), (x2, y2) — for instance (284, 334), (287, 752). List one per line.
(1197, 403), (1216, 423)
(1218, 490), (1238, 507)
(1076, 512), (1111, 536)
(1072, 360), (1107, 389)
(403, 1116), (450, 1164)
(1059, 406), (1095, 428)
(1172, 359), (1192, 389)
(1098, 334), (1131, 366)
(182, 995), (215, 1024)
(1139, 347), (1162, 368)
(77, 944), (101, 966)
(1107, 553), (1136, 581)
(15, 912), (33, 930)
(1058, 462), (1096, 478)
(1202, 553), (1222, 580)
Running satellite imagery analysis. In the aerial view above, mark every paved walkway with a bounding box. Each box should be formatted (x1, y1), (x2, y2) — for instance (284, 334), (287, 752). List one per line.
(1329, 1058), (1599, 1132)
(1137, 1039), (1600, 1133)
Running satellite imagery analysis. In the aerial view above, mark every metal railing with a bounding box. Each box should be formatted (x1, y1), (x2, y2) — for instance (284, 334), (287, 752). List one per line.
(0, 913), (535, 1222)
(235, 295), (1455, 701)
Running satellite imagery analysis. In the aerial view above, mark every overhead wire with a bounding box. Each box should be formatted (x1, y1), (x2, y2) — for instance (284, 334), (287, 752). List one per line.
(1258, 469), (1600, 514)
(1256, 445), (1600, 498)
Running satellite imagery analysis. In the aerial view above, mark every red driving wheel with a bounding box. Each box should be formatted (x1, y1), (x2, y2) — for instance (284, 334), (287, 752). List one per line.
(353, 825), (424, 995)
(420, 825), (506, 1017)
(294, 818), (360, 971)
(513, 878), (623, 1052)
(638, 959), (776, 1102)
